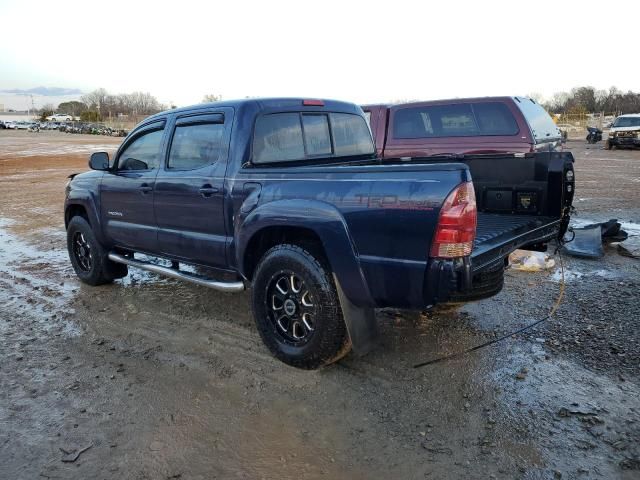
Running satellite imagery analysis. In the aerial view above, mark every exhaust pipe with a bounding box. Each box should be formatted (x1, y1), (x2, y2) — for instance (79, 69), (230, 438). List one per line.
(108, 252), (245, 292)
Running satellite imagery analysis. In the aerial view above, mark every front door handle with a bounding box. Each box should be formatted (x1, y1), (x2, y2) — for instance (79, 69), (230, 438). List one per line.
(199, 184), (219, 197)
(140, 183), (152, 194)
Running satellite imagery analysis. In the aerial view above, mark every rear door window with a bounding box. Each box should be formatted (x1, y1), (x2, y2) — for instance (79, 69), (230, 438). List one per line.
(393, 102), (519, 138)
(514, 97), (560, 142)
(168, 123), (224, 170)
(253, 112), (373, 164)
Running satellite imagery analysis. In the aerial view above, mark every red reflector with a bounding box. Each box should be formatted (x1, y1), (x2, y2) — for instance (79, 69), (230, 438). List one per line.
(430, 182), (477, 259)
(302, 99), (324, 106)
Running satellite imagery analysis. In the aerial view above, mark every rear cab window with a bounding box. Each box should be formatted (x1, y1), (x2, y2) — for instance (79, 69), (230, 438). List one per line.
(252, 111), (374, 164)
(513, 97), (561, 143)
(392, 102), (519, 139)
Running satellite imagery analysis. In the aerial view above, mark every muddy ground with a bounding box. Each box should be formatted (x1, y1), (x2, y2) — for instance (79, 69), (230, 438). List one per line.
(1, 130), (639, 480)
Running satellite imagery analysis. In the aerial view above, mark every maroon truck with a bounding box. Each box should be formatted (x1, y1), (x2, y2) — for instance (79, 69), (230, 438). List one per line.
(362, 96), (562, 158)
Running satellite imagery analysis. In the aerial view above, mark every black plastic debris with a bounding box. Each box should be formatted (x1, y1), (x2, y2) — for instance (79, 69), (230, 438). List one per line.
(563, 225), (604, 258)
(563, 219), (630, 258)
(585, 219), (628, 243)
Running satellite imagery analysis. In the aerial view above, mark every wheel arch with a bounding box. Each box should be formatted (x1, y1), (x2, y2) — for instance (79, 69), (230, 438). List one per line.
(64, 195), (107, 244)
(64, 203), (90, 228)
(236, 199), (375, 308)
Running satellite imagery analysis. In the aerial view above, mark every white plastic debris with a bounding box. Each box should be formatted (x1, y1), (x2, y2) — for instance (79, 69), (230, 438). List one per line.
(509, 249), (555, 272)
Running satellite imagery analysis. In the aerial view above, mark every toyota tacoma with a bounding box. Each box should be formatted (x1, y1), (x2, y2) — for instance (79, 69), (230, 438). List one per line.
(65, 98), (574, 369)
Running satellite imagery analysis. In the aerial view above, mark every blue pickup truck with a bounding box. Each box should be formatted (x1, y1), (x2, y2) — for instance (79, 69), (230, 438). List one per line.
(65, 98), (574, 369)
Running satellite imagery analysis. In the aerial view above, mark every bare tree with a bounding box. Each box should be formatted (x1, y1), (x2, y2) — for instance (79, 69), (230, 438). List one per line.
(40, 103), (56, 113)
(58, 101), (87, 116)
(79, 88), (164, 120)
(544, 86), (640, 114)
(202, 94), (222, 103)
(81, 88), (109, 112)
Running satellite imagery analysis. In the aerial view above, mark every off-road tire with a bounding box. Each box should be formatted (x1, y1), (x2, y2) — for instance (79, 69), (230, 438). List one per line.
(252, 244), (351, 369)
(66, 216), (127, 286)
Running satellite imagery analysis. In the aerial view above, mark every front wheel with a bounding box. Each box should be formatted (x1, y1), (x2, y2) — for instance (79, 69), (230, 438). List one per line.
(66, 216), (127, 285)
(251, 244), (351, 369)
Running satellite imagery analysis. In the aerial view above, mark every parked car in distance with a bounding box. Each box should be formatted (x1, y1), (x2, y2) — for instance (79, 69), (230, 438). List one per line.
(4, 121), (17, 129)
(65, 98), (574, 369)
(363, 97), (563, 158)
(46, 113), (73, 122)
(606, 114), (640, 150)
(13, 121), (31, 130)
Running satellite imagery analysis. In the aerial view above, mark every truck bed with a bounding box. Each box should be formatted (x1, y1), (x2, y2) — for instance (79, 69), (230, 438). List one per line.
(471, 213), (560, 272)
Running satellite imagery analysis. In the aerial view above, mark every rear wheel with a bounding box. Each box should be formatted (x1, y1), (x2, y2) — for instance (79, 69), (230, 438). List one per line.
(252, 244), (351, 369)
(66, 216), (127, 285)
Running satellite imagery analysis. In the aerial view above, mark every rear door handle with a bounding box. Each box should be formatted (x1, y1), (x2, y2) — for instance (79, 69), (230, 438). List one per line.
(199, 184), (219, 197)
(140, 183), (152, 194)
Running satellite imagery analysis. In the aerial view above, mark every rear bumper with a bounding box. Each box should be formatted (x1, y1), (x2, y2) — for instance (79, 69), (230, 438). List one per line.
(360, 219), (562, 309)
(423, 218), (562, 306)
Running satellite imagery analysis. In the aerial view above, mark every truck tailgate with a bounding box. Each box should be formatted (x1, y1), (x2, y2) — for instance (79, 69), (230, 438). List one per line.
(471, 213), (561, 272)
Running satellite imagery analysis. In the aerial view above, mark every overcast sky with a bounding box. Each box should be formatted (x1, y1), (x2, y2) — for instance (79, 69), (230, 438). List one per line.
(0, 0), (637, 108)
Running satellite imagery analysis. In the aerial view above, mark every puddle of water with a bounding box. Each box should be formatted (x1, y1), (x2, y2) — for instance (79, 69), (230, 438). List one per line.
(0, 218), (80, 336)
(550, 267), (618, 283)
(493, 344), (640, 478)
(116, 253), (174, 287)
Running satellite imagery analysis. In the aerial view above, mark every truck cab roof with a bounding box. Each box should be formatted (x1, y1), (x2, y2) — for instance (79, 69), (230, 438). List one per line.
(145, 98), (365, 124)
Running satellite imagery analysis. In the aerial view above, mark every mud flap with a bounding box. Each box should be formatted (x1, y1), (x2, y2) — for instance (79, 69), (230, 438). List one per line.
(333, 275), (378, 356)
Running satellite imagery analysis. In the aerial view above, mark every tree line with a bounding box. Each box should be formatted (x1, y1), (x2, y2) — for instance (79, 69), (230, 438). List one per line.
(40, 88), (170, 122)
(40, 90), (224, 122)
(543, 86), (640, 115)
(41, 86), (639, 121)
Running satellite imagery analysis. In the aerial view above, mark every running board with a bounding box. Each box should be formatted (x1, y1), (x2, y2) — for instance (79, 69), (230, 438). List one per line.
(108, 252), (245, 292)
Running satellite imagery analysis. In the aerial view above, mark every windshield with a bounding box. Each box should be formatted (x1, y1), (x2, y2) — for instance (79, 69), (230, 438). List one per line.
(613, 116), (640, 128)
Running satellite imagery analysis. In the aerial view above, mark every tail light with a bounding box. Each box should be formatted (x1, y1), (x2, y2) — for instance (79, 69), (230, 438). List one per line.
(430, 182), (477, 258)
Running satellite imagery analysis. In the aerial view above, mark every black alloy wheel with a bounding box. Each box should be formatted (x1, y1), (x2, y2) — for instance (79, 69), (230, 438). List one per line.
(72, 231), (93, 272)
(266, 271), (316, 344)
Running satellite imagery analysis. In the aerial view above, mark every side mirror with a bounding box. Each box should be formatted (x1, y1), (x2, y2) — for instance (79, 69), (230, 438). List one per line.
(89, 151), (109, 170)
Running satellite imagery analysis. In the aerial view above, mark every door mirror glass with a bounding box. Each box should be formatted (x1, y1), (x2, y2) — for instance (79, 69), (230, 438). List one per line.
(89, 151), (109, 170)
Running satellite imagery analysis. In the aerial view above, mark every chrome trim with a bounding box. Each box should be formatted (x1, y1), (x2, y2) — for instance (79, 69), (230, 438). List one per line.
(108, 252), (245, 292)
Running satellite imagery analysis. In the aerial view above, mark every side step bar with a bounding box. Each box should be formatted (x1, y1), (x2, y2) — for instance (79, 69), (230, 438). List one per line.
(108, 252), (245, 292)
